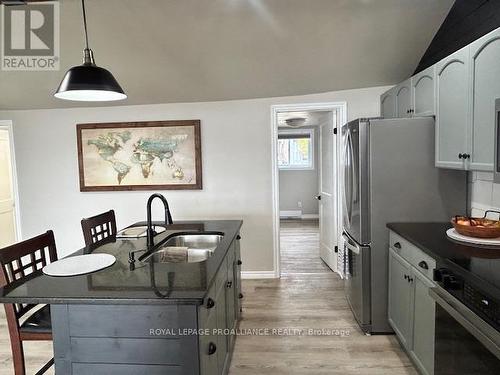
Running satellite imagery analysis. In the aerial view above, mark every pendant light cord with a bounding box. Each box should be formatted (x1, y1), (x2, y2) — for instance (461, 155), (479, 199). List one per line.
(81, 0), (90, 50)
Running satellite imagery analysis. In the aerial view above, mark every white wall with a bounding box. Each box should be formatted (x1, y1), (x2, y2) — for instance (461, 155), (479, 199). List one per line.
(279, 126), (319, 216)
(0, 86), (388, 273)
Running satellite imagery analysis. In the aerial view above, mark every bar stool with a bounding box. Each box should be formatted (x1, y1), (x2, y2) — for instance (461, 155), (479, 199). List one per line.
(81, 209), (117, 246)
(0, 231), (57, 375)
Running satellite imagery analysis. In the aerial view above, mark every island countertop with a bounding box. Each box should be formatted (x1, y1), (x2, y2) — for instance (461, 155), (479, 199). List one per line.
(0, 220), (243, 305)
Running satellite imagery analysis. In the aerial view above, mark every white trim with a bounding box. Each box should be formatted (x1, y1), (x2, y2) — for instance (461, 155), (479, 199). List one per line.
(0, 120), (22, 242)
(271, 102), (347, 278)
(241, 271), (276, 279)
(279, 210), (302, 219)
(301, 214), (319, 220)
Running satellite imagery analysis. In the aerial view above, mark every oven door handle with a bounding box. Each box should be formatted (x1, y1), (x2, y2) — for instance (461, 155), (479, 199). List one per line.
(429, 287), (500, 360)
(342, 233), (361, 255)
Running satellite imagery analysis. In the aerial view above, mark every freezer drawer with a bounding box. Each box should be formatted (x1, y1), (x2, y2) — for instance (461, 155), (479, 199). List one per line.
(343, 232), (371, 333)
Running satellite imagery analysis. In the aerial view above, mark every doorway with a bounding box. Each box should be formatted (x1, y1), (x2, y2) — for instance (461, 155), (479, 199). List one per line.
(0, 121), (20, 248)
(271, 103), (346, 277)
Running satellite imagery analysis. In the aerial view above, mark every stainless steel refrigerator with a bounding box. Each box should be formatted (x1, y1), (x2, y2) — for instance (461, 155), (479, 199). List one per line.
(341, 117), (467, 334)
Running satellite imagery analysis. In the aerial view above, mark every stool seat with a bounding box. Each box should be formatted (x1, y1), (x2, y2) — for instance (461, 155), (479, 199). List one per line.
(20, 305), (51, 334)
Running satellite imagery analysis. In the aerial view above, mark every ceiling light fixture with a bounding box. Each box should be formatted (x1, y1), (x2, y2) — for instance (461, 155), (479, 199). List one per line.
(54, 0), (126, 102)
(284, 117), (307, 127)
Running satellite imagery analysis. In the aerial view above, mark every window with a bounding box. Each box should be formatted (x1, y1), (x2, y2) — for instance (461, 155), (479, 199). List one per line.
(278, 129), (314, 170)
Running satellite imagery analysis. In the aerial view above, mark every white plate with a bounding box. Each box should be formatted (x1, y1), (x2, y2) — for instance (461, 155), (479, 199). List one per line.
(446, 228), (500, 247)
(43, 254), (116, 277)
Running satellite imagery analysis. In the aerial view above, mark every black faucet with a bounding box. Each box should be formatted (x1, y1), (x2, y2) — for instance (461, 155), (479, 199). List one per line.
(146, 193), (173, 249)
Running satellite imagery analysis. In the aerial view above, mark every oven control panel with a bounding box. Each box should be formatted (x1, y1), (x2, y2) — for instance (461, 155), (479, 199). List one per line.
(434, 267), (500, 331)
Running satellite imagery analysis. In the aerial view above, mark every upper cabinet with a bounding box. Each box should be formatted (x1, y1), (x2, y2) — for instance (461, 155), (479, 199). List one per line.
(435, 46), (470, 170)
(380, 87), (396, 119)
(380, 70), (435, 119)
(380, 26), (500, 171)
(468, 28), (500, 171)
(411, 65), (435, 117)
(396, 79), (412, 118)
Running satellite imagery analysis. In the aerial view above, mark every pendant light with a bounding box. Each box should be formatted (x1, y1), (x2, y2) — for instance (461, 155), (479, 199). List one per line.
(54, 0), (126, 101)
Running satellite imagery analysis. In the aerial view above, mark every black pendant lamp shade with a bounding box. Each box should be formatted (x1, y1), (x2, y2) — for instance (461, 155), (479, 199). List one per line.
(55, 0), (126, 102)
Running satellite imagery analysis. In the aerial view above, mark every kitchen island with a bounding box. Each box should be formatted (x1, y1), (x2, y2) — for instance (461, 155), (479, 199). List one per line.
(0, 220), (243, 375)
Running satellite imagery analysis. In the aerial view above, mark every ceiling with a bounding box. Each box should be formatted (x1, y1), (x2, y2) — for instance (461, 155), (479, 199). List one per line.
(0, 0), (455, 110)
(278, 111), (330, 128)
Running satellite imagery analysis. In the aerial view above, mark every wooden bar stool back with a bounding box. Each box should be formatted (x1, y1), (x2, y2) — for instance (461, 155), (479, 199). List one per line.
(81, 209), (117, 246)
(0, 230), (57, 375)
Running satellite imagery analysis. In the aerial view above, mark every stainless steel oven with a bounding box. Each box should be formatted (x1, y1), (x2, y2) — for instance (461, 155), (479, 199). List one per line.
(430, 279), (500, 374)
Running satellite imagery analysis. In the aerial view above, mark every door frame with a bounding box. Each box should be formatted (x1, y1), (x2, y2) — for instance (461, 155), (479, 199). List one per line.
(0, 120), (22, 242)
(270, 102), (347, 278)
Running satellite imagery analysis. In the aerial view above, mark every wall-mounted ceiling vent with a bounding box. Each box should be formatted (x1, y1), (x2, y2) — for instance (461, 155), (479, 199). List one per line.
(284, 117), (307, 127)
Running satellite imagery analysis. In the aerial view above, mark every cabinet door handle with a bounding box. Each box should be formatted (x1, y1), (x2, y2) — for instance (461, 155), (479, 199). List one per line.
(226, 281), (233, 289)
(208, 342), (217, 355)
(237, 260), (242, 266)
(458, 153), (464, 159)
(206, 298), (215, 309)
(393, 242), (401, 249)
(239, 293), (244, 299)
(465, 154), (471, 159)
(418, 261), (429, 270)
(404, 274), (408, 280)
(236, 235), (242, 240)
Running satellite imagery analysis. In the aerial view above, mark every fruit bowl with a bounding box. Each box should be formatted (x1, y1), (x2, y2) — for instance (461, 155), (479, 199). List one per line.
(452, 210), (500, 238)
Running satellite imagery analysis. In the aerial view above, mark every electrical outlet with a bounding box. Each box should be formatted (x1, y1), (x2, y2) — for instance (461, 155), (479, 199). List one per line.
(297, 201), (302, 208)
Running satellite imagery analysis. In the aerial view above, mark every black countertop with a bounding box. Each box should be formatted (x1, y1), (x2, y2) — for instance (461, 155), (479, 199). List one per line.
(387, 222), (500, 301)
(0, 220), (242, 305)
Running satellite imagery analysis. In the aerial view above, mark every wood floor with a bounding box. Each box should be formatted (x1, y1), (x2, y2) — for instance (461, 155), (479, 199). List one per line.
(0, 220), (416, 374)
(279, 219), (331, 274)
(228, 219), (417, 374)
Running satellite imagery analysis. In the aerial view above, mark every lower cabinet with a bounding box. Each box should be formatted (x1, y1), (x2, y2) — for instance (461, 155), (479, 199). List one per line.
(199, 234), (242, 375)
(388, 246), (435, 375)
(388, 248), (413, 348)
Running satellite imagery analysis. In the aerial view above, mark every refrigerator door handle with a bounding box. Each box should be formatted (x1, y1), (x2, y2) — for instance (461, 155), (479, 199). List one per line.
(343, 131), (352, 227)
(342, 233), (361, 255)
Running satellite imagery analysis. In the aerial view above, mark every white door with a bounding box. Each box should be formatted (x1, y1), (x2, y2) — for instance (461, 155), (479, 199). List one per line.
(0, 129), (17, 248)
(396, 79), (412, 118)
(435, 46), (469, 170)
(319, 112), (337, 271)
(469, 28), (500, 171)
(380, 87), (396, 119)
(412, 65), (435, 117)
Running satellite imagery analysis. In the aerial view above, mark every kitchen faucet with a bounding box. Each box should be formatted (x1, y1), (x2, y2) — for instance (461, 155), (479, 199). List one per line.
(146, 193), (173, 249)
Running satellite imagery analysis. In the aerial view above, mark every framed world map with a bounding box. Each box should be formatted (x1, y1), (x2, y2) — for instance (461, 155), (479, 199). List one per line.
(76, 120), (202, 191)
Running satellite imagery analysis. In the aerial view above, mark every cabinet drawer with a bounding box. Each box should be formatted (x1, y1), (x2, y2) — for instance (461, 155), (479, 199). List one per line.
(389, 231), (413, 261)
(410, 250), (436, 281)
(389, 231), (436, 281)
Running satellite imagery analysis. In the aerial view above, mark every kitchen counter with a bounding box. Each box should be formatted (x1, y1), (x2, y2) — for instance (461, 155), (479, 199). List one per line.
(387, 222), (500, 301)
(0, 220), (243, 305)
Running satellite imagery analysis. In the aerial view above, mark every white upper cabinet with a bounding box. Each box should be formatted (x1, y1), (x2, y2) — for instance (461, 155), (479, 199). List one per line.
(468, 28), (500, 171)
(380, 86), (396, 119)
(435, 46), (470, 170)
(411, 65), (435, 117)
(396, 79), (412, 118)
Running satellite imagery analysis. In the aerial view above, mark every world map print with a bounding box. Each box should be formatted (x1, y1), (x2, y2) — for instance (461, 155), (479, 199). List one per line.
(79, 124), (199, 189)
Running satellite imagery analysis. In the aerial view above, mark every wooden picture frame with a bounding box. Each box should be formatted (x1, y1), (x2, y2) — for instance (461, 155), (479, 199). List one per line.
(76, 120), (202, 191)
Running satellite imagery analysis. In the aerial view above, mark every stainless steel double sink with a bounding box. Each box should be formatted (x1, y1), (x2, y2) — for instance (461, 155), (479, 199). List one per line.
(140, 233), (224, 263)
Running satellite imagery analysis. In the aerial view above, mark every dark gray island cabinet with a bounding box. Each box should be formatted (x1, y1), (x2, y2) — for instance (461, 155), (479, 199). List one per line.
(0, 220), (243, 375)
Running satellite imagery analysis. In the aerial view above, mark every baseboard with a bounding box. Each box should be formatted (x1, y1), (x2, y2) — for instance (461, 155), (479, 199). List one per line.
(241, 271), (278, 279)
(301, 214), (319, 219)
(279, 210), (302, 219)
